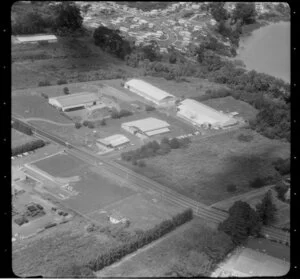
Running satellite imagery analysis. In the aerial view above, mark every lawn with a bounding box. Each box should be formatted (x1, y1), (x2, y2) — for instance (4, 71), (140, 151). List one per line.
(32, 153), (86, 178)
(12, 95), (72, 123)
(141, 76), (228, 98)
(11, 128), (36, 148)
(96, 218), (216, 277)
(202, 96), (259, 121)
(119, 128), (290, 205)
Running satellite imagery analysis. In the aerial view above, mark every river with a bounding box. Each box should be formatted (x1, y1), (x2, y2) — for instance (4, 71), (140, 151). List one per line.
(236, 21), (290, 83)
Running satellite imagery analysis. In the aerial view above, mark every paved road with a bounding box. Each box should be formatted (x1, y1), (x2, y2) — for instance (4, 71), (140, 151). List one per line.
(25, 117), (74, 127)
(12, 115), (290, 245)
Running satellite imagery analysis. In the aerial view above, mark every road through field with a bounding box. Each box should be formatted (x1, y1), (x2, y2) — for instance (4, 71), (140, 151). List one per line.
(11, 115), (290, 245)
(26, 117), (74, 127)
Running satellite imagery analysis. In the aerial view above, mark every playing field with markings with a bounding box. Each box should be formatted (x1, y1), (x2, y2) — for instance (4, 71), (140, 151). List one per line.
(28, 152), (136, 218)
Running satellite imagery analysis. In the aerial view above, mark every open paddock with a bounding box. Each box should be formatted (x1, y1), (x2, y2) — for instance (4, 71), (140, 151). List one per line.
(202, 96), (259, 121)
(12, 128), (36, 148)
(12, 95), (72, 123)
(118, 128), (290, 205)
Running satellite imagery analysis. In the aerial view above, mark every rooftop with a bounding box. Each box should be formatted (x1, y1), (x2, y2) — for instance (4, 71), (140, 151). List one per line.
(125, 79), (175, 102)
(14, 34), (57, 43)
(50, 92), (99, 108)
(97, 134), (130, 147)
(122, 117), (170, 132)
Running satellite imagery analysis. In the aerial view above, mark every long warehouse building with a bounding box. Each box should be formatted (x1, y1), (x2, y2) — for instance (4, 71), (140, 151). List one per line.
(49, 92), (101, 112)
(97, 134), (130, 148)
(122, 117), (170, 137)
(124, 79), (176, 105)
(177, 98), (238, 129)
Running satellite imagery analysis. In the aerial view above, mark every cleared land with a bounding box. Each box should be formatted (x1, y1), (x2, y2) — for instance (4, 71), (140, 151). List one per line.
(12, 95), (72, 123)
(119, 128), (290, 205)
(12, 128), (36, 148)
(202, 96), (259, 121)
(96, 218), (216, 277)
(12, 37), (140, 90)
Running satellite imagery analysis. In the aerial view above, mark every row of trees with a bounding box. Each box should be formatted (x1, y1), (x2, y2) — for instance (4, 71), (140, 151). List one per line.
(110, 108), (133, 119)
(121, 137), (191, 165)
(12, 121), (33, 136)
(12, 139), (45, 157)
(12, 2), (84, 35)
(85, 208), (193, 272)
(219, 191), (277, 244)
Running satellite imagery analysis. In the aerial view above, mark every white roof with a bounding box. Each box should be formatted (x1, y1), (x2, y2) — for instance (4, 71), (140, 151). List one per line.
(97, 134), (129, 147)
(122, 117), (170, 132)
(125, 79), (175, 102)
(145, 127), (170, 136)
(15, 34), (57, 43)
(49, 92), (99, 108)
(178, 99), (237, 126)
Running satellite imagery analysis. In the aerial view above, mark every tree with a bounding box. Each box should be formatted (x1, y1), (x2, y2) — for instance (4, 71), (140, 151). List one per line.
(75, 122), (81, 129)
(53, 2), (83, 32)
(209, 2), (228, 22)
(255, 190), (277, 225)
(142, 40), (161, 62)
(274, 181), (289, 202)
(169, 138), (180, 149)
(63, 87), (70, 95)
(249, 177), (265, 188)
(226, 184), (237, 193)
(219, 201), (262, 244)
(233, 3), (257, 25)
(138, 160), (146, 167)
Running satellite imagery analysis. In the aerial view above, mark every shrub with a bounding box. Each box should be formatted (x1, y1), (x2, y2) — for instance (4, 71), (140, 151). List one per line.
(272, 158), (290, 176)
(226, 184), (237, 193)
(145, 105), (156, 112)
(249, 177), (265, 189)
(100, 119), (106, 126)
(41, 93), (49, 99)
(138, 160), (146, 167)
(119, 109), (133, 117)
(274, 181), (289, 202)
(87, 122), (95, 129)
(169, 138), (181, 149)
(75, 122), (82, 129)
(237, 133), (254, 142)
(63, 87), (70, 95)
(57, 79), (68, 85)
(83, 120), (89, 127)
(12, 120), (33, 136)
(38, 80), (51, 87)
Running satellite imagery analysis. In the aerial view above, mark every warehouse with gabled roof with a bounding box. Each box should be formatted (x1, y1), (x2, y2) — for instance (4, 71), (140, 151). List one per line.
(96, 134), (130, 148)
(124, 79), (176, 105)
(122, 117), (170, 137)
(177, 99), (238, 129)
(49, 92), (101, 112)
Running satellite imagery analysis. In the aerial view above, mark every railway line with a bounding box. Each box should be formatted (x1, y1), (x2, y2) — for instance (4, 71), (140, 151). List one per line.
(12, 115), (290, 245)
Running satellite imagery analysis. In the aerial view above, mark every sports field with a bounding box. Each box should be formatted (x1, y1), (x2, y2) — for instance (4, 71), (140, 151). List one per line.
(32, 152), (86, 178)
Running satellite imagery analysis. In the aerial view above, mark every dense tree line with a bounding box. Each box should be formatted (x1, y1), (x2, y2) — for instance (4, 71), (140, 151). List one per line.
(93, 26), (132, 59)
(12, 139), (45, 156)
(110, 108), (133, 119)
(12, 2), (83, 35)
(12, 121), (33, 136)
(121, 137), (191, 165)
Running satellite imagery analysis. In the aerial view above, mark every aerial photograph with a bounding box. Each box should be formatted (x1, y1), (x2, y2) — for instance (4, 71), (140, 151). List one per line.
(11, 1), (290, 277)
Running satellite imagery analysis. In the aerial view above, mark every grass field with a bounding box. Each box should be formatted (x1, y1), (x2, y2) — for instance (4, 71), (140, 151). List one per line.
(11, 128), (36, 148)
(12, 36), (141, 90)
(12, 95), (72, 123)
(202, 96), (259, 121)
(119, 128), (290, 205)
(96, 218), (216, 277)
(141, 76), (227, 98)
(32, 153), (86, 178)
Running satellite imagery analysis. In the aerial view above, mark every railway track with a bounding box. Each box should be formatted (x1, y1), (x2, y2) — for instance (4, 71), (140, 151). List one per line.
(12, 115), (290, 245)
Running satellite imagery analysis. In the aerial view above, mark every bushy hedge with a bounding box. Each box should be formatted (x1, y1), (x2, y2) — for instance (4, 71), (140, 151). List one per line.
(12, 121), (33, 136)
(121, 137), (191, 164)
(38, 80), (51, 87)
(12, 139), (45, 156)
(57, 79), (68, 85)
(111, 109), (133, 119)
(87, 208), (193, 272)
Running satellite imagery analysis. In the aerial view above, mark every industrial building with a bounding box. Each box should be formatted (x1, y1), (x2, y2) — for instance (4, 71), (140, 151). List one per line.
(122, 117), (170, 137)
(13, 34), (58, 44)
(49, 93), (101, 112)
(96, 134), (130, 149)
(177, 99), (238, 129)
(124, 79), (176, 105)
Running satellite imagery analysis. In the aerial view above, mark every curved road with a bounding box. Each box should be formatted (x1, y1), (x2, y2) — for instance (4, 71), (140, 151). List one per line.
(25, 117), (74, 127)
